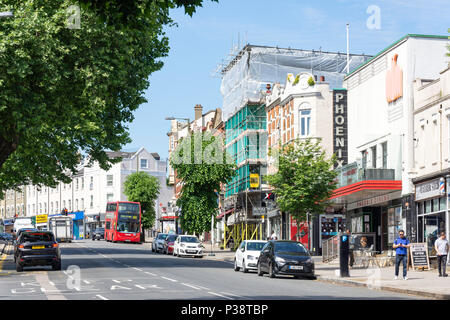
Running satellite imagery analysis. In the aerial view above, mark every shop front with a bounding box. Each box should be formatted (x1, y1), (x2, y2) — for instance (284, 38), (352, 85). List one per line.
(84, 213), (101, 238)
(67, 211), (85, 240)
(414, 177), (448, 258)
(331, 162), (403, 252)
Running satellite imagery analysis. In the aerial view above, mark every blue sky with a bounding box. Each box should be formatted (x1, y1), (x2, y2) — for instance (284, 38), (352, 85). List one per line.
(123, 0), (450, 160)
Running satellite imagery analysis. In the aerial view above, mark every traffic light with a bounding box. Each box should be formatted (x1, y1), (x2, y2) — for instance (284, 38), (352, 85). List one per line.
(61, 208), (68, 215)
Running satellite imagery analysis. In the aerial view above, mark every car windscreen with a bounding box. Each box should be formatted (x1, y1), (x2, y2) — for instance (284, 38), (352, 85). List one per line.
(21, 233), (53, 243)
(180, 236), (199, 243)
(246, 242), (266, 251)
(157, 234), (168, 240)
(167, 235), (177, 242)
(274, 242), (308, 254)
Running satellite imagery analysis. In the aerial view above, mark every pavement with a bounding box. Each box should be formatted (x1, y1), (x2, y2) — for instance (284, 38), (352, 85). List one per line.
(189, 241), (450, 300)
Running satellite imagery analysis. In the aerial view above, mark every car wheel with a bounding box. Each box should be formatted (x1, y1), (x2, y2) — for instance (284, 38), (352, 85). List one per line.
(234, 259), (240, 272)
(242, 260), (248, 273)
(257, 262), (263, 276)
(268, 263), (276, 278)
(92, 238), (95, 241)
(16, 262), (23, 272)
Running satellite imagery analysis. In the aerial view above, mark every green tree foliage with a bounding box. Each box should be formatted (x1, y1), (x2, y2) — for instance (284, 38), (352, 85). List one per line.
(123, 172), (160, 230)
(0, 0), (213, 193)
(266, 139), (338, 238)
(170, 131), (234, 235)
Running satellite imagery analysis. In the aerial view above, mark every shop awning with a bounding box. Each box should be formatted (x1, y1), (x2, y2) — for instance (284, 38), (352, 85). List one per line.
(330, 180), (402, 204)
(159, 215), (179, 221)
(216, 208), (234, 220)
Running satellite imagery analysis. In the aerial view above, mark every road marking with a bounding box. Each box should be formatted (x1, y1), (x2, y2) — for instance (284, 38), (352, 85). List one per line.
(135, 285), (146, 290)
(181, 283), (201, 290)
(145, 272), (156, 276)
(35, 273), (67, 300)
(194, 285), (210, 290)
(83, 280), (91, 284)
(221, 292), (252, 300)
(161, 276), (177, 282)
(96, 294), (109, 300)
(132, 267), (143, 272)
(207, 291), (234, 300)
(49, 281), (55, 286)
(112, 280), (120, 283)
(0, 254), (7, 272)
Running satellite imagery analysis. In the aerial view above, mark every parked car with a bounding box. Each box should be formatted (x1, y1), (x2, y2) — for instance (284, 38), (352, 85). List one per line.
(234, 240), (267, 273)
(152, 233), (168, 253)
(0, 233), (14, 243)
(92, 228), (105, 241)
(256, 240), (315, 279)
(173, 235), (204, 258)
(163, 234), (178, 255)
(14, 230), (61, 272)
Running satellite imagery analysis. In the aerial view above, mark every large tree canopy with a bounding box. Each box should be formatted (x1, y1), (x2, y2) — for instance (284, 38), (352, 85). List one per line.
(123, 172), (160, 230)
(0, 0), (214, 193)
(170, 131), (234, 235)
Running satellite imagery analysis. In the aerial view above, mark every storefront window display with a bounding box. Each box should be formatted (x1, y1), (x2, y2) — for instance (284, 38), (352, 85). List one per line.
(417, 199), (446, 257)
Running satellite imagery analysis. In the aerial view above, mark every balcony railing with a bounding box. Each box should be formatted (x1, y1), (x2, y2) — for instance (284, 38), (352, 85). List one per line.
(335, 162), (395, 189)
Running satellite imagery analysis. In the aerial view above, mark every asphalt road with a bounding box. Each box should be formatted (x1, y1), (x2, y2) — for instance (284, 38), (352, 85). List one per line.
(0, 240), (421, 300)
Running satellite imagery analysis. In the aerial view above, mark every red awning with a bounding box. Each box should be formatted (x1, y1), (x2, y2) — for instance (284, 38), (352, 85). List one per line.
(159, 216), (179, 221)
(216, 208), (234, 220)
(330, 180), (402, 204)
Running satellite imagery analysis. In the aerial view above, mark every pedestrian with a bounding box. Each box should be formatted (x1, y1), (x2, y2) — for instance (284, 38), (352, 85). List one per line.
(270, 230), (277, 240)
(393, 230), (411, 280)
(434, 232), (449, 277)
(345, 229), (354, 267)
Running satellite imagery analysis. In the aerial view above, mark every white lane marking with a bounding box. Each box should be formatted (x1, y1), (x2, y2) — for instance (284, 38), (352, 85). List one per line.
(132, 267), (143, 272)
(112, 280), (120, 283)
(161, 276), (177, 282)
(145, 272), (156, 276)
(135, 285), (146, 290)
(83, 280), (91, 284)
(181, 283), (201, 290)
(207, 291), (234, 300)
(49, 281), (55, 286)
(96, 294), (109, 300)
(221, 292), (253, 300)
(194, 285), (210, 290)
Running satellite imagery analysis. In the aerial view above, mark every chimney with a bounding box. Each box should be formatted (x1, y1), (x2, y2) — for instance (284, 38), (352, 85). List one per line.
(194, 104), (203, 121)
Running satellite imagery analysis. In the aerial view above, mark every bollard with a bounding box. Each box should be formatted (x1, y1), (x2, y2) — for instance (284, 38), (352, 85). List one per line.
(339, 234), (350, 277)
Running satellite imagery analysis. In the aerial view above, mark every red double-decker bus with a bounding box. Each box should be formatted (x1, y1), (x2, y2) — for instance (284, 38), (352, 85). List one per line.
(105, 201), (141, 243)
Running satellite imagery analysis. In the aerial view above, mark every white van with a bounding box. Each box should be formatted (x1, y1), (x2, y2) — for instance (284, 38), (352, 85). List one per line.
(13, 217), (34, 235)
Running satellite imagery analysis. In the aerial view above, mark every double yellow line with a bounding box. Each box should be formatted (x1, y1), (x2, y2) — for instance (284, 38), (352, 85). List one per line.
(0, 253), (7, 273)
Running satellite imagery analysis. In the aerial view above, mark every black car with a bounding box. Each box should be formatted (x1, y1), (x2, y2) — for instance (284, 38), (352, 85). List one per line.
(15, 228), (39, 241)
(92, 228), (105, 241)
(257, 240), (315, 279)
(14, 231), (61, 272)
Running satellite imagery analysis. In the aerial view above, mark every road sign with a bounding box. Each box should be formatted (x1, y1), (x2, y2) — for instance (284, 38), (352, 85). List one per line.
(250, 174), (259, 189)
(36, 214), (48, 224)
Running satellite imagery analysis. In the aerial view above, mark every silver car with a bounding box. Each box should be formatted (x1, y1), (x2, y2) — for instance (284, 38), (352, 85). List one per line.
(152, 233), (168, 253)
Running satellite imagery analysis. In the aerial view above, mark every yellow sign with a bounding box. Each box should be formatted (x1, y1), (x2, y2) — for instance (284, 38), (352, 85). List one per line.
(36, 214), (48, 224)
(250, 174), (259, 189)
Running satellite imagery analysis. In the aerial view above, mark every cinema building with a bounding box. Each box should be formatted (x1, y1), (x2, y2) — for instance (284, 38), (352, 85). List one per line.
(330, 34), (449, 252)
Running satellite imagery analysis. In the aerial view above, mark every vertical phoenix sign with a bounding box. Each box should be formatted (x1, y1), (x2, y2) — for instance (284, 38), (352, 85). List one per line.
(333, 89), (348, 169)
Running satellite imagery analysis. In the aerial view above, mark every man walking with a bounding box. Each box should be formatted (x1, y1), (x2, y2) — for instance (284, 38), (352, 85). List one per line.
(393, 230), (410, 280)
(435, 232), (449, 277)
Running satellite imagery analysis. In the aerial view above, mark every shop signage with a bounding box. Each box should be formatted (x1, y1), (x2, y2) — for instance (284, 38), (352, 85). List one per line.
(409, 243), (430, 270)
(415, 178), (441, 201)
(250, 174), (260, 189)
(36, 214), (48, 224)
(267, 209), (280, 218)
(252, 207), (266, 216)
(333, 89), (348, 169)
(347, 191), (401, 211)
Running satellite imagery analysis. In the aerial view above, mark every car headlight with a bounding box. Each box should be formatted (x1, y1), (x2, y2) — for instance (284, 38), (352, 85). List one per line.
(305, 258), (312, 263)
(275, 257), (286, 264)
(180, 243), (185, 247)
(247, 255), (254, 260)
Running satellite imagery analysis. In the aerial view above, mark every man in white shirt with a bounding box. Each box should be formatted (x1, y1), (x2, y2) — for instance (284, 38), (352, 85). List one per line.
(435, 232), (449, 277)
(270, 230), (277, 240)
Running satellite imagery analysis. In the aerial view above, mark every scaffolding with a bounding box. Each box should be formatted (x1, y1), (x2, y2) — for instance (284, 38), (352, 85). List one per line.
(223, 221), (264, 251)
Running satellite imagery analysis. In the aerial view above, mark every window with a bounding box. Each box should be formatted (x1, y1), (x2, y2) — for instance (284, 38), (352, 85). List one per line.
(107, 193), (114, 202)
(107, 175), (113, 187)
(76, 199), (79, 211)
(140, 159), (148, 169)
(362, 150), (367, 168)
(90, 195), (93, 209)
(63, 200), (66, 210)
(76, 178), (79, 190)
(81, 198), (84, 210)
(382, 142), (387, 168)
(90, 176), (93, 190)
(371, 146), (377, 168)
(299, 108), (311, 137)
(81, 177), (84, 190)
(39, 203), (42, 214)
(56, 201), (58, 212)
(51, 202), (53, 213)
